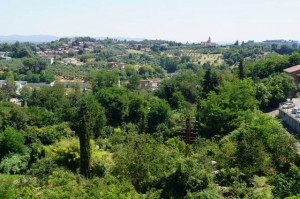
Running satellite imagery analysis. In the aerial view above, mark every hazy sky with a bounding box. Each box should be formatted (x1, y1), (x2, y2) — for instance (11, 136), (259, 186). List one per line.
(1, 0), (299, 42)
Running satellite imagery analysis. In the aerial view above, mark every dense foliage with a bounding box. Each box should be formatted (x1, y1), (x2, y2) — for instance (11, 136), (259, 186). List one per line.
(0, 38), (300, 198)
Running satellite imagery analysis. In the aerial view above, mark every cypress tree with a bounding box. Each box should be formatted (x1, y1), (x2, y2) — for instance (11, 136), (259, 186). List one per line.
(73, 94), (106, 178)
(238, 58), (245, 79)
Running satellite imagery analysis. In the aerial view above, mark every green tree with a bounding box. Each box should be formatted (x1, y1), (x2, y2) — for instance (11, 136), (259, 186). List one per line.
(269, 165), (300, 198)
(22, 58), (47, 74)
(147, 97), (171, 133)
(161, 158), (214, 198)
(40, 70), (55, 83)
(238, 58), (245, 79)
(19, 85), (32, 106)
(202, 68), (221, 95)
(218, 112), (297, 176)
(255, 82), (272, 109)
(97, 87), (129, 127)
(90, 70), (119, 92)
(27, 84), (66, 112)
(127, 73), (141, 90)
(113, 134), (180, 192)
(261, 73), (296, 108)
(127, 93), (148, 131)
(198, 79), (258, 137)
(72, 94), (106, 178)
(138, 65), (154, 78)
(289, 52), (300, 66)
(0, 126), (26, 160)
(1, 73), (17, 99)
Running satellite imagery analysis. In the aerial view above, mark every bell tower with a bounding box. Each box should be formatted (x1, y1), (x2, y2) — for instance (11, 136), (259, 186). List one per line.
(207, 36), (211, 43)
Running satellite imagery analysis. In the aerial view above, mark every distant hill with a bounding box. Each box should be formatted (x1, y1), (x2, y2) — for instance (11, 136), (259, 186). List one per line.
(0, 35), (148, 43)
(0, 35), (59, 43)
(96, 37), (146, 42)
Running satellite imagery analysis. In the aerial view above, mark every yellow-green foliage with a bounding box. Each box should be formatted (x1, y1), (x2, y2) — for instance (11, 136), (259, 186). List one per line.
(253, 176), (273, 199)
(45, 138), (80, 172)
(114, 127), (122, 134)
(0, 174), (19, 199)
(287, 195), (300, 199)
(45, 138), (113, 175)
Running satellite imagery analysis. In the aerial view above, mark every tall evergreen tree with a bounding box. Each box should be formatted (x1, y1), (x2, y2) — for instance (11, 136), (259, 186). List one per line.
(238, 58), (245, 79)
(72, 94), (106, 178)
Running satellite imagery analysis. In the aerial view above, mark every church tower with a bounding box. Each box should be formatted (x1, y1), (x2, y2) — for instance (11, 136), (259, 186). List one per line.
(207, 36), (211, 43)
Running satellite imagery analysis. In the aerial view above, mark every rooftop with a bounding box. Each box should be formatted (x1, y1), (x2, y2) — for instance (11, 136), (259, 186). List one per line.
(284, 65), (300, 73)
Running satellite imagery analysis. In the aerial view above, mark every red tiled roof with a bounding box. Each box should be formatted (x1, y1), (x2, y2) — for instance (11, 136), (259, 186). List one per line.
(284, 65), (300, 73)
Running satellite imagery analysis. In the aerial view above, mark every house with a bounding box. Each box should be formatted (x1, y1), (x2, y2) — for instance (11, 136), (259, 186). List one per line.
(9, 98), (22, 106)
(107, 62), (126, 70)
(0, 52), (12, 60)
(0, 80), (27, 95)
(160, 43), (169, 48)
(4, 57), (12, 60)
(140, 79), (162, 90)
(57, 82), (89, 89)
(283, 65), (300, 89)
(39, 55), (54, 64)
(61, 58), (79, 65)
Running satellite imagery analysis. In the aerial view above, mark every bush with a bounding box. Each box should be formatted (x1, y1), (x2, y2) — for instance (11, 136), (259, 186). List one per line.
(187, 189), (224, 199)
(0, 153), (29, 174)
(46, 138), (80, 172)
(28, 158), (58, 185)
(41, 168), (82, 198)
(0, 175), (18, 199)
(0, 126), (26, 160)
(37, 123), (74, 145)
(269, 165), (300, 198)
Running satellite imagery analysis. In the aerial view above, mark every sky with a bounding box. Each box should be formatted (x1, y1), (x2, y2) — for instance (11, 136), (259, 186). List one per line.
(1, 0), (299, 42)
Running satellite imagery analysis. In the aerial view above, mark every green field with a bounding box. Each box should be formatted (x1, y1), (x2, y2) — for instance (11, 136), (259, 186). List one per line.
(193, 53), (224, 65)
(166, 50), (224, 66)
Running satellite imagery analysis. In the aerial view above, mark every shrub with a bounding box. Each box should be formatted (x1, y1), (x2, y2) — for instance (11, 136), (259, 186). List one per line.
(0, 153), (29, 174)
(0, 126), (26, 160)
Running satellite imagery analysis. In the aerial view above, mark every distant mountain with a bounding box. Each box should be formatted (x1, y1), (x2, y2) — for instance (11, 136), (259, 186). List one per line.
(0, 35), (59, 43)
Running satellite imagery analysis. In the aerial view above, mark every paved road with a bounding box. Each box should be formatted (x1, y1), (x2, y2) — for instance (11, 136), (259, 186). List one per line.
(267, 98), (300, 117)
(267, 98), (300, 154)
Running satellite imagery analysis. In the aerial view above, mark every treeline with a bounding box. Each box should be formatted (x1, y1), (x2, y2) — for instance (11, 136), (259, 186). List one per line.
(0, 43), (55, 83)
(0, 58), (55, 83)
(0, 42), (33, 58)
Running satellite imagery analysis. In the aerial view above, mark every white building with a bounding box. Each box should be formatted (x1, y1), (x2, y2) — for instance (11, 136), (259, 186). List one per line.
(0, 80), (27, 95)
(0, 52), (12, 60)
(39, 55), (54, 64)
